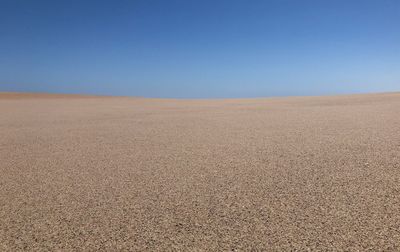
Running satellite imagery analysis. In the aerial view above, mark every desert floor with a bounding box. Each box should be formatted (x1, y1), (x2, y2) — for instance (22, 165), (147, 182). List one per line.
(1, 92), (400, 251)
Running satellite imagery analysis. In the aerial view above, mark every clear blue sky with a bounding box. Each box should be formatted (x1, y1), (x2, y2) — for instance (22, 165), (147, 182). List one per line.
(1, 0), (399, 98)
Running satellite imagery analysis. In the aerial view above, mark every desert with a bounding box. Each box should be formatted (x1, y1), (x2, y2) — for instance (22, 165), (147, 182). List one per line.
(1, 92), (400, 250)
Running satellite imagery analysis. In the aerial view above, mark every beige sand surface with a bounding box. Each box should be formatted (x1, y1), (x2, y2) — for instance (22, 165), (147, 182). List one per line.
(1, 92), (400, 251)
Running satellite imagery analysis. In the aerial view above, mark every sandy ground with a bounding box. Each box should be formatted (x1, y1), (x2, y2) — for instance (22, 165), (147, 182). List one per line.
(1, 92), (400, 251)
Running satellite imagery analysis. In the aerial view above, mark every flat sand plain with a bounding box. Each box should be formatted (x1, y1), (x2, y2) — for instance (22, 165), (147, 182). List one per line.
(1, 92), (400, 251)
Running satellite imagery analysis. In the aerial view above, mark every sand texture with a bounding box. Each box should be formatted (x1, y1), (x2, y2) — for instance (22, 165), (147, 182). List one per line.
(1, 92), (400, 251)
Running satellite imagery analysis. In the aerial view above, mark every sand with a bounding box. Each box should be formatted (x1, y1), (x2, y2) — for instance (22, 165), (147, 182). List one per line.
(1, 92), (400, 251)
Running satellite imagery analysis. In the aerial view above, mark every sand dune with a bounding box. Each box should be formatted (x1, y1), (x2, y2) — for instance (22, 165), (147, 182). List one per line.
(1, 92), (400, 250)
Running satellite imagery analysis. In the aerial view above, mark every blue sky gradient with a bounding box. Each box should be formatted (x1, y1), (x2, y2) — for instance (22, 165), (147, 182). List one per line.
(1, 0), (399, 98)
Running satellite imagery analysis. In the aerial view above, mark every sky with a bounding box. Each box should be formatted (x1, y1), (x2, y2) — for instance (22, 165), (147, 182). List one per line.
(1, 0), (399, 98)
